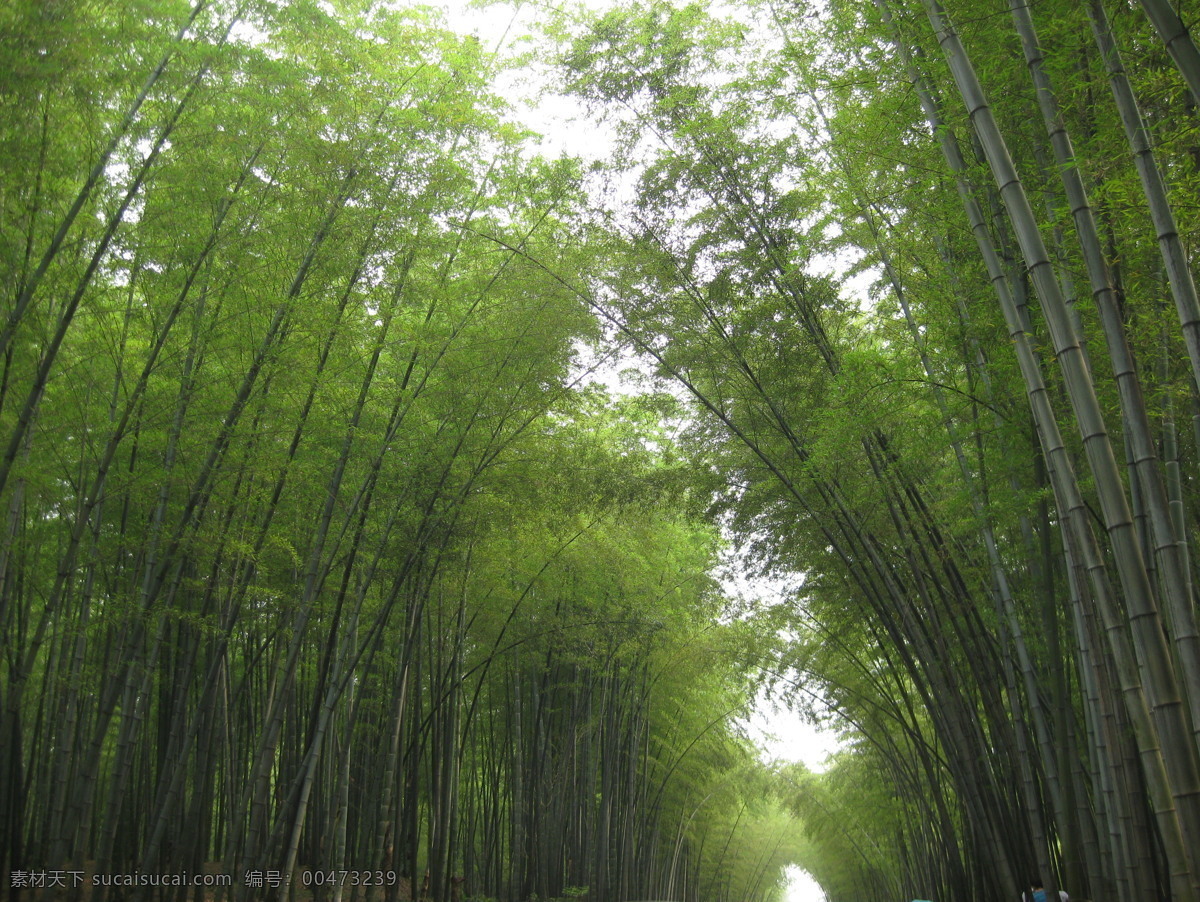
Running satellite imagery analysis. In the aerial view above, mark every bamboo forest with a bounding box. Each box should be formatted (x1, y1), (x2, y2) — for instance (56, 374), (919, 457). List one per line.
(7, 0), (1200, 901)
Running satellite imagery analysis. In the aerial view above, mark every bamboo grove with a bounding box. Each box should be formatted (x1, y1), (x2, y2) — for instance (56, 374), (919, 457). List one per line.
(0, 4), (804, 902)
(4, 1), (1200, 902)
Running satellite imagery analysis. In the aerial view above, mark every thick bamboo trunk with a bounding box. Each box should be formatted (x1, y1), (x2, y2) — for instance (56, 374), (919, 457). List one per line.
(918, 3), (1200, 893)
(1089, 0), (1200, 408)
(874, 0), (1199, 894)
(1136, 0), (1200, 108)
(1006, 0), (1200, 751)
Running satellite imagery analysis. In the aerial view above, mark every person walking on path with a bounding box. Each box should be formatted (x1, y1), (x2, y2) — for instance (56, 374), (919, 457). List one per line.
(1021, 876), (1068, 901)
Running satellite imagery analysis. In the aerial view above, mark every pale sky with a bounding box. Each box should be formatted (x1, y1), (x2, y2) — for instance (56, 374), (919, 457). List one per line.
(744, 695), (842, 773)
